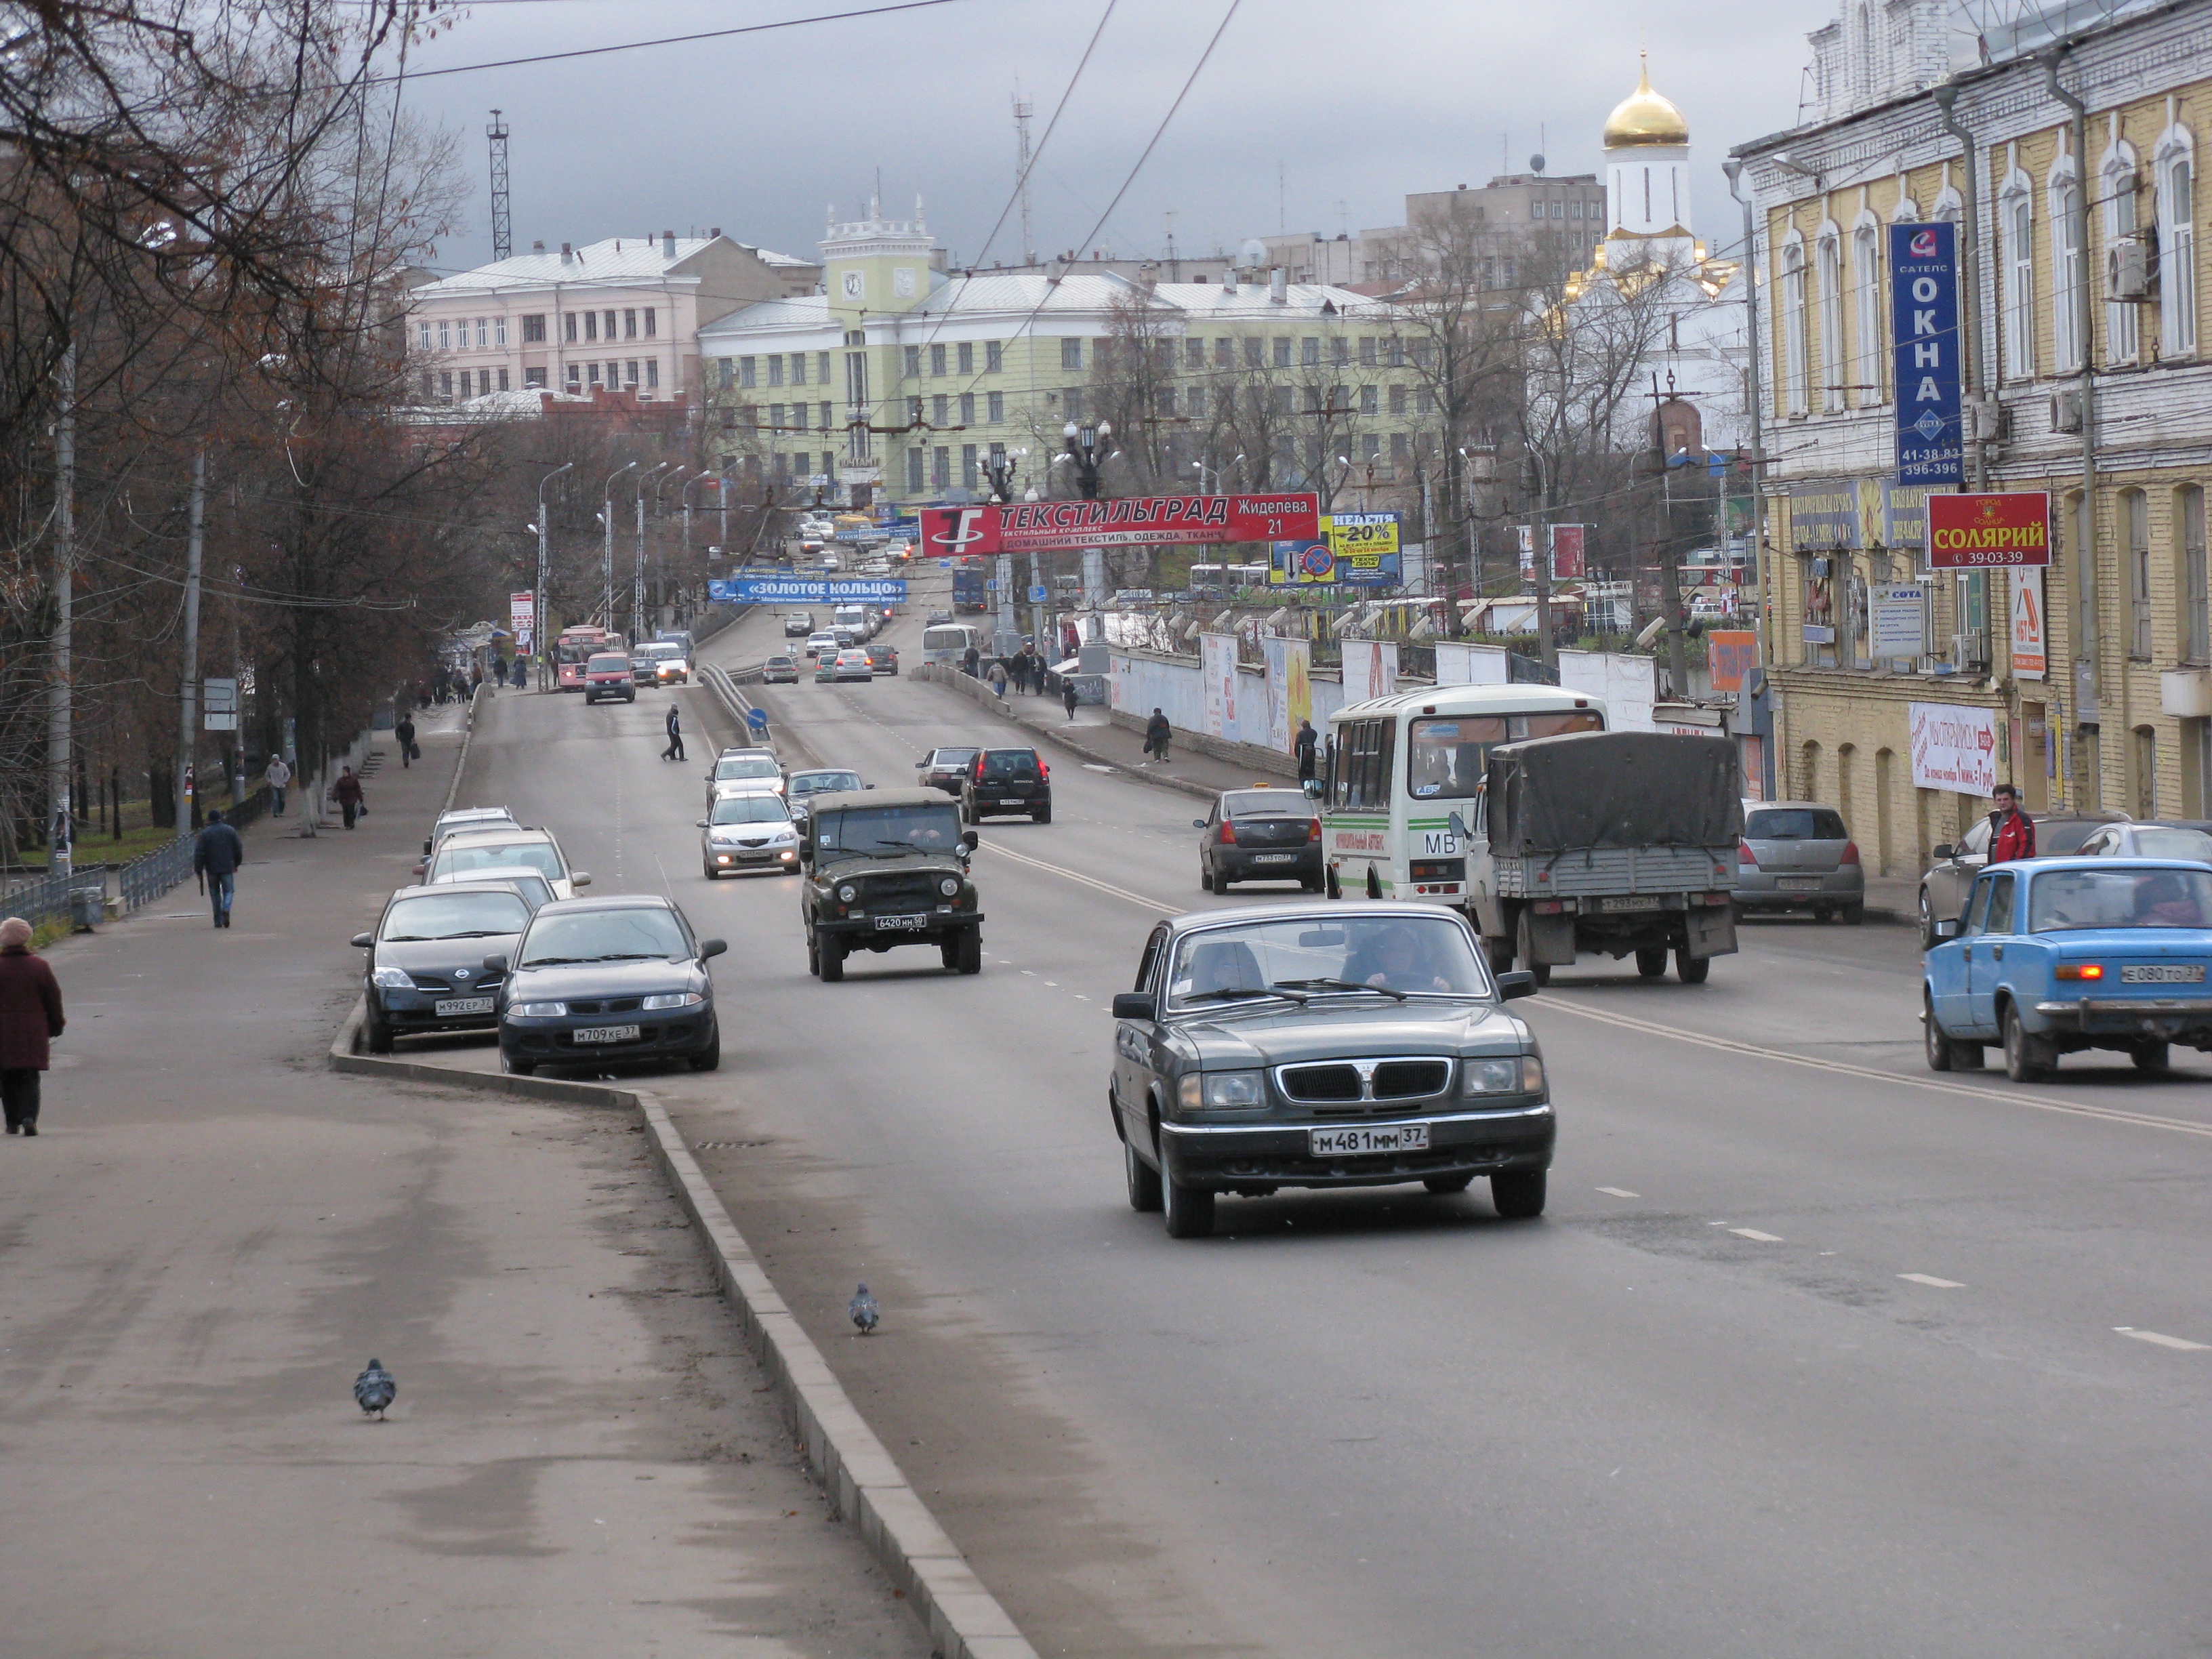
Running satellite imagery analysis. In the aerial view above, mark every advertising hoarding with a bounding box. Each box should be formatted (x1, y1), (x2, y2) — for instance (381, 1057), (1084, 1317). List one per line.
(920, 493), (1319, 557)
(1869, 583), (1929, 658)
(1549, 523), (1587, 580)
(509, 590), (537, 653)
(1925, 491), (2051, 567)
(1200, 633), (1239, 738)
(1342, 639), (1398, 705)
(1909, 701), (1999, 795)
(2011, 567), (2047, 679)
(1261, 635), (1313, 753)
(712, 577), (907, 604)
(1889, 222), (1965, 486)
(1268, 513), (1404, 586)
(1706, 630), (1759, 692)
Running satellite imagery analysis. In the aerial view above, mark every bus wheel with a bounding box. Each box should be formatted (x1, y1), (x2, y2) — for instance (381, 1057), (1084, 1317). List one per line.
(1366, 867), (1382, 900)
(1326, 865), (1341, 900)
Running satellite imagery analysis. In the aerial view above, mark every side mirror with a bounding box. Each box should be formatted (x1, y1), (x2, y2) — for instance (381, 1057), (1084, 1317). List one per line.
(482, 954), (509, 975)
(411, 861), (427, 878)
(1193, 819), (1208, 829)
(866, 783), (876, 790)
(1932, 918), (1961, 941)
(1448, 812), (1469, 842)
(1111, 992), (1157, 1021)
(571, 872), (591, 888)
(422, 838), (434, 855)
(1931, 844), (1954, 861)
(694, 819), (708, 829)
(960, 830), (980, 852)
(350, 932), (374, 949)
(914, 757), (928, 766)
(1496, 970), (1539, 1001)
(699, 938), (728, 960)
(1303, 779), (1323, 800)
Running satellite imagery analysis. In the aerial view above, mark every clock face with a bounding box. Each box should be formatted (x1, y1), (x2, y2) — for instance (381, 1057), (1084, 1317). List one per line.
(842, 271), (865, 300)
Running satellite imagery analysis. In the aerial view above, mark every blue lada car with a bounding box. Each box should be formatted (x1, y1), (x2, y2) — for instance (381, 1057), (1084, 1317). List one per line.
(1922, 857), (2212, 1080)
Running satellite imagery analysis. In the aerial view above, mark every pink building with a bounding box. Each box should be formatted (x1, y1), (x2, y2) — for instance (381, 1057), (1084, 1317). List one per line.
(406, 232), (818, 406)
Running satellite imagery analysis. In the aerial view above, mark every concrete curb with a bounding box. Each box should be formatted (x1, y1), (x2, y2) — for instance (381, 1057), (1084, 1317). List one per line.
(438, 687), (485, 817)
(323, 1002), (1037, 1659)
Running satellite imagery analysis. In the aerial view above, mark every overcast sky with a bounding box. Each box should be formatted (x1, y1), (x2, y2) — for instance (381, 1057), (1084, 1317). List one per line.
(401, 0), (1833, 277)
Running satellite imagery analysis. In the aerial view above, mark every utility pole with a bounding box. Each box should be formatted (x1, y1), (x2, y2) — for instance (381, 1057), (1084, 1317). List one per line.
(537, 461), (573, 689)
(1524, 450), (1556, 671)
(640, 462), (675, 636)
(49, 343), (75, 881)
(178, 448), (205, 840)
(603, 462), (636, 630)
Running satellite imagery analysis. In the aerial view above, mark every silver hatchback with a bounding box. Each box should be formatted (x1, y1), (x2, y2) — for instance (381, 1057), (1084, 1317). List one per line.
(1734, 800), (1864, 923)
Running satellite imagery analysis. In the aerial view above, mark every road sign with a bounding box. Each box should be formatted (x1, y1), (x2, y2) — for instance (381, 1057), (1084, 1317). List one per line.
(1027, 583), (1048, 602)
(715, 577), (907, 604)
(203, 676), (238, 733)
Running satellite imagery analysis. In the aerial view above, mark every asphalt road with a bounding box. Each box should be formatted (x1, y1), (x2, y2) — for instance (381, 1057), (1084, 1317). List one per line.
(448, 586), (2212, 1658)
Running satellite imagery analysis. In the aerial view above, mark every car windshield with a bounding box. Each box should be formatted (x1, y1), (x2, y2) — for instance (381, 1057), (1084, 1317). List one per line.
(1223, 790), (1304, 819)
(815, 803), (962, 858)
(714, 754), (779, 781)
(433, 840), (562, 882)
(2040, 819), (2109, 855)
(1747, 807), (1849, 840)
(587, 654), (628, 672)
(636, 643), (678, 659)
(454, 870), (554, 909)
(437, 811), (514, 836)
(520, 907), (691, 966)
(710, 796), (791, 824)
(380, 891), (531, 941)
(2132, 827), (2212, 861)
(2026, 868), (2212, 932)
(792, 772), (862, 796)
(930, 749), (979, 769)
(979, 750), (1040, 779)
(1165, 915), (1488, 1009)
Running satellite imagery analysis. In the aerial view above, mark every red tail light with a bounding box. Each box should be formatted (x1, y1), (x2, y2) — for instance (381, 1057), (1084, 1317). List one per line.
(1308, 817), (1323, 842)
(1738, 838), (1758, 869)
(1037, 760), (1048, 781)
(1219, 819), (1237, 844)
(1841, 840), (1860, 865)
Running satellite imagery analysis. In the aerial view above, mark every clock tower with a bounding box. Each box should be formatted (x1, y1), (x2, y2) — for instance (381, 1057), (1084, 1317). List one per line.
(821, 197), (935, 325)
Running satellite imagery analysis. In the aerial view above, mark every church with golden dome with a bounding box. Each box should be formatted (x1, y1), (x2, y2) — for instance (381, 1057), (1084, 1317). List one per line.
(1603, 56), (1696, 244)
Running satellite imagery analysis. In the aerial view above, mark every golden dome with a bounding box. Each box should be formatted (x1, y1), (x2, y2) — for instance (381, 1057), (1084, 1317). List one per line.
(1603, 56), (1689, 149)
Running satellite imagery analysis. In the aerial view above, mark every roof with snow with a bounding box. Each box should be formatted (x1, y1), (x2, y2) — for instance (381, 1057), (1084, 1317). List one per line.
(413, 236), (811, 298)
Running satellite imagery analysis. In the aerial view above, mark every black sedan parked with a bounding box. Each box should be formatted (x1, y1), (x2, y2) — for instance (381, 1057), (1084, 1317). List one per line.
(492, 895), (726, 1076)
(352, 882), (534, 1053)
(1109, 904), (1550, 1237)
(1197, 787), (1324, 893)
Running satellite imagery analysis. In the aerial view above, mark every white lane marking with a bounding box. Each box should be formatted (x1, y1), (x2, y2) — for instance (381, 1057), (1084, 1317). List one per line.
(1534, 994), (2212, 1143)
(1729, 1228), (1783, 1243)
(1595, 1186), (1640, 1198)
(1898, 1273), (1965, 1289)
(2114, 1326), (2211, 1351)
(1084, 764), (1118, 773)
(984, 841), (1179, 914)
(1020, 970), (1036, 977)
(1042, 980), (1059, 987)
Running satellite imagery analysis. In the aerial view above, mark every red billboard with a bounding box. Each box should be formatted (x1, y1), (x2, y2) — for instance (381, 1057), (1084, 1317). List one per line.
(1549, 523), (1587, 580)
(1925, 491), (2051, 567)
(920, 493), (1320, 558)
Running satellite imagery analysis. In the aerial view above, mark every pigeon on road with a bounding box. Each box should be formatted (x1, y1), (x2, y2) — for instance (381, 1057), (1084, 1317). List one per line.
(354, 1358), (397, 1418)
(848, 1285), (879, 1336)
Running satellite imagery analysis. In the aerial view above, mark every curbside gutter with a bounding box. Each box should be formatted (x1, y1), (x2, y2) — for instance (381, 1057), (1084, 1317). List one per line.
(324, 1001), (1037, 1659)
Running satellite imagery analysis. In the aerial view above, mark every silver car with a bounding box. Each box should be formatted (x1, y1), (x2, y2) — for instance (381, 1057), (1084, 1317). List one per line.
(1917, 808), (2128, 943)
(2074, 819), (2212, 861)
(1734, 801), (1864, 923)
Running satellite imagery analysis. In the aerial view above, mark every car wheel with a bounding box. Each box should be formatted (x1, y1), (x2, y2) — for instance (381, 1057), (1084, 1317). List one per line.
(1675, 948), (1711, 984)
(1199, 859), (1214, 894)
(2133, 1040), (2171, 1073)
(702, 861), (718, 880)
(1302, 876), (1325, 893)
(688, 1029), (722, 1071)
(1923, 990), (1955, 1071)
(2003, 1002), (2055, 1082)
(1812, 906), (1832, 924)
(503, 1053), (535, 1077)
(1635, 947), (1668, 979)
(1125, 1138), (1164, 1212)
(1326, 865), (1341, 900)
(1917, 887), (1936, 948)
(365, 1007), (395, 1054)
(955, 927), (982, 975)
(1490, 1170), (1547, 1218)
(819, 937), (845, 982)
(1162, 1170), (1215, 1238)
(1423, 1172), (1476, 1194)
(1841, 902), (1866, 925)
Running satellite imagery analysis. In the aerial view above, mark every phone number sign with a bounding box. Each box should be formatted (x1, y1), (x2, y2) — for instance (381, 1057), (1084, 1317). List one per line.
(1925, 491), (2050, 567)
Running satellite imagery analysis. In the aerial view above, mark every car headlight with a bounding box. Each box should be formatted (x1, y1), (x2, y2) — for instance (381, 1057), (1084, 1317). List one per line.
(508, 1001), (567, 1018)
(939, 876), (961, 897)
(837, 883), (857, 903)
(370, 965), (417, 991)
(640, 991), (705, 1010)
(1465, 1056), (1542, 1095)
(1179, 1070), (1265, 1111)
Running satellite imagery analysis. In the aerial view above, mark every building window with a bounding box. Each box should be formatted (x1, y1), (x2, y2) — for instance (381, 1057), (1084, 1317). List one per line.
(565, 312), (579, 343)
(2104, 149), (2140, 363)
(1187, 386), (1206, 419)
(1212, 337), (1231, 368)
(1388, 384), (1407, 415)
(718, 359), (733, 390)
(1158, 388), (1176, 418)
(619, 309), (633, 339)
(474, 317), (487, 348)
(2160, 136), (2197, 357)
(907, 395), (923, 426)
(1782, 238), (1809, 417)
(417, 321), (430, 350)
(583, 312), (597, 342)
(436, 370), (451, 400)
(769, 403), (785, 428)
(768, 356), (784, 387)
(933, 447), (950, 489)
(1331, 336), (1349, 365)
(987, 340), (1003, 372)
(1360, 384), (1378, 415)
(497, 367), (510, 392)
(1061, 338), (1083, 370)
(957, 341), (974, 373)
(417, 371), (432, 399)
(1301, 337), (1321, 366)
(932, 343), (947, 376)
(960, 391), (975, 425)
(646, 360), (659, 388)
(643, 308), (656, 338)
(2184, 485), (2209, 665)
(1185, 338), (1205, 369)
(1852, 222), (1883, 403)
(1358, 336), (1376, 366)
(1816, 228), (1844, 412)
(819, 400), (832, 431)
(522, 314), (545, 344)
(2127, 488), (2153, 659)
(1269, 384), (1292, 415)
(739, 357), (756, 388)
(720, 407), (735, 430)
(565, 364), (581, 389)
(2049, 163), (2083, 373)
(602, 310), (617, 340)
(438, 319), (451, 350)
(621, 360), (636, 387)
(1415, 385), (1435, 415)
(525, 367), (546, 388)
(962, 444), (978, 489)
(1273, 337), (1292, 368)
(1390, 432), (1410, 462)
(987, 390), (1004, 423)
(819, 352), (832, 382)
(2002, 186), (2034, 380)
(907, 447), (925, 491)
(932, 394), (949, 426)
(905, 345), (921, 377)
(1065, 388), (1085, 421)
(1244, 337), (1264, 367)
(790, 353), (806, 386)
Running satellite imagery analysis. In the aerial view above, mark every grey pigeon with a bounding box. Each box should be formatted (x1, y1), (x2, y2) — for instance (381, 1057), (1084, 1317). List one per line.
(353, 1358), (396, 1418)
(848, 1284), (879, 1336)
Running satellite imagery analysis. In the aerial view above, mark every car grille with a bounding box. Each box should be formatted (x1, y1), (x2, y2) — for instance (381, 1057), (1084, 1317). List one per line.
(865, 873), (939, 910)
(409, 973), (501, 994)
(1275, 1058), (1453, 1103)
(563, 997), (643, 1015)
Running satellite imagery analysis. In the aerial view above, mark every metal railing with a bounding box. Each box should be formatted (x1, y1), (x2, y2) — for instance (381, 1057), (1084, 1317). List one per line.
(0, 867), (83, 928)
(120, 834), (197, 912)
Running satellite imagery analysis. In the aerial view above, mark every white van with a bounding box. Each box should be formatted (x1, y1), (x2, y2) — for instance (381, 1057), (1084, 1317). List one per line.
(833, 602), (875, 640)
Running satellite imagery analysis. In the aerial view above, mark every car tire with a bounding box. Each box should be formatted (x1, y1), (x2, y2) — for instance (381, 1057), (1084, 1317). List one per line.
(503, 1054), (535, 1077)
(1635, 947), (1668, 979)
(1490, 1170), (1547, 1219)
(1326, 865), (1341, 900)
(1302, 876), (1325, 893)
(1199, 860), (1214, 894)
(703, 861), (718, 880)
(1923, 990), (1955, 1071)
(2133, 1040), (2171, 1073)
(1162, 1170), (1215, 1238)
(955, 928), (983, 975)
(1917, 887), (1936, 948)
(365, 1007), (395, 1054)
(1423, 1172), (1476, 1194)
(1515, 912), (1551, 988)
(2003, 1002), (2055, 1082)
(1675, 948), (1711, 985)
(819, 937), (845, 983)
(1125, 1138), (1164, 1212)
(688, 1029), (722, 1072)
(1842, 902), (1866, 925)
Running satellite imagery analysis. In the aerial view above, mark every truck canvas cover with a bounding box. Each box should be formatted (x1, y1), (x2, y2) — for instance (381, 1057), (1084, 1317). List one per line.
(1486, 731), (1742, 854)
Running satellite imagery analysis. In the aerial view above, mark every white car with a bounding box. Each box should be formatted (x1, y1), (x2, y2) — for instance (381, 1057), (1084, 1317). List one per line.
(706, 749), (785, 806)
(423, 827), (588, 900)
(804, 631), (839, 661)
(698, 793), (801, 878)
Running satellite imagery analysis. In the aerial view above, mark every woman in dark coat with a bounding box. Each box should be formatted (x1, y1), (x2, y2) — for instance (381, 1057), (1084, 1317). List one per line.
(0, 915), (65, 1135)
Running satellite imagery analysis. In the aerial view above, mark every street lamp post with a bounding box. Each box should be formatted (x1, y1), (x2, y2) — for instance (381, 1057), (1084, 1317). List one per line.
(680, 471), (717, 622)
(639, 462), (677, 638)
(535, 462), (574, 689)
(602, 462), (637, 629)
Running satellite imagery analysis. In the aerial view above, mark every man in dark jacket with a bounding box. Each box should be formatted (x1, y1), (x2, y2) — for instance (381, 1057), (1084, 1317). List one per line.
(394, 713), (417, 769)
(332, 765), (365, 830)
(193, 809), (245, 928)
(1144, 709), (1173, 765)
(1294, 718), (1319, 784)
(1988, 783), (2036, 865)
(0, 915), (64, 1134)
(662, 702), (684, 762)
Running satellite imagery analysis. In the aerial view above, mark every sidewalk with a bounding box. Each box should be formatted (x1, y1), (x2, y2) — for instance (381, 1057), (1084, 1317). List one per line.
(0, 708), (926, 1656)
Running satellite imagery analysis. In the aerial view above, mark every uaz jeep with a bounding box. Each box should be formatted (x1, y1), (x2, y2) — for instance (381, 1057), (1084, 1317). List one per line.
(800, 787), (983, 981)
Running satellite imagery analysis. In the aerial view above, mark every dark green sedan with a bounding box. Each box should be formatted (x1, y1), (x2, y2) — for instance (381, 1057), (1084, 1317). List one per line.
(1109, 903), (1551, 1237)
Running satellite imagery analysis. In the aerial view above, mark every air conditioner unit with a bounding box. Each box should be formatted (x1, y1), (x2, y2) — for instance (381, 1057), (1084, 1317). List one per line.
(2049, 386), (2085, 433)
(1965, 397), (2009, 443)
(1952, 632), (1989, 670)
(2109, 237), (2152, 301)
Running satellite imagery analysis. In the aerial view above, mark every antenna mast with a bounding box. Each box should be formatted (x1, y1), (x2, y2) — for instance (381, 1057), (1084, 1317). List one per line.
(1012, 90), (1036, 264)
(487, 110), (512, 261)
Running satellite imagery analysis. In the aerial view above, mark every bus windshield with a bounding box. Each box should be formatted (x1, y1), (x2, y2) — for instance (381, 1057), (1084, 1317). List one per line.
(1406, 710), (1603, 800)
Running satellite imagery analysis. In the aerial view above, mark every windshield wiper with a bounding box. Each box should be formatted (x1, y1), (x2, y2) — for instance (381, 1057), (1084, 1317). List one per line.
(579, 951), (666, 962)
(383, 934), (432, 942)
(1272, 977), (1409, 1001)
(1182, 985), (1305, 1005)
(434, 929), (510, 939)
(520, 956), (584, 966)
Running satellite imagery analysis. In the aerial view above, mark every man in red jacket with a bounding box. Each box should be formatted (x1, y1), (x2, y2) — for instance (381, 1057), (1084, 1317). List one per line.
(0, 914), (65, 1135)
(1988, 783), (2036, 865)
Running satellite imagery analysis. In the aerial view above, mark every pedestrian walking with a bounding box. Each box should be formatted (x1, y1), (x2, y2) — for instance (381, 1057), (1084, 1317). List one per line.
(0, 916), (64, 1135)
(662, 703), (685, 762)
(394, 713), (417, 769)
(469, 663), (484, 695)
(962, 644), (981, 678)
(193, 808), (245, 928)
(263, 754), (292, 817)
(1144, 708), (1173, 765)
(332, 765), (365, 830)
(1061, 680), (1080, 722)
(1987, 783), (2036, 864)
(1294, 718), (1319, 785)
(511, 656), (527, 689)
(988, 660), (1009, 699)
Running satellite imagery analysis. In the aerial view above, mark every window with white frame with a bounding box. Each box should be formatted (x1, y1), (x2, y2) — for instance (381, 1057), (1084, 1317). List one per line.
(2049, 158), (2083, 372)
(1853, 221), (1883, 404)
(2184, 485), (2209, 665)
(417, 321), (432, 351)
(2159, 128), (2197, 357)
(905, 345), (921, 377)
(2126, 488), (2153, 659)
(438, 319), (451, 350)
(1782, 237), (1809, 417)
(495, 317), (508, 347)
(2102, 146), (2141, 363)
(1816, 227), (1845, 413)
(2001, 179), (2034, 379)
(475, 318), (488, 348)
